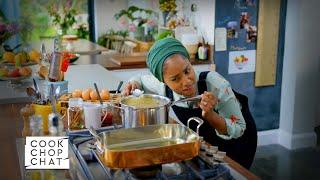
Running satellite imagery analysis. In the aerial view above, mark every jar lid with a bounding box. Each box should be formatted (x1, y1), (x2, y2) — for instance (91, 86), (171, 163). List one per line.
(69, 98), (83, 107)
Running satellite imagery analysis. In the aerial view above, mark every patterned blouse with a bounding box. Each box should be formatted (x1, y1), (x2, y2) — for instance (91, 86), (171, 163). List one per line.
(129, 71), (246, 140)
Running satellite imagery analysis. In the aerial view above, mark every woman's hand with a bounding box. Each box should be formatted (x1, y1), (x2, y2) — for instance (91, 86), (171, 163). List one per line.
(122, 81), (141, 96)
(199, 91), (218, 118)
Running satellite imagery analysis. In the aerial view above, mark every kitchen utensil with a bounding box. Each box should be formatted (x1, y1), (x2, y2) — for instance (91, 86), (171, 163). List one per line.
(169, 95), (202, 106)
(26, 87), (38, 102)
(33, 78), (41, 100)
(94, 82), (103, 106)
(90, 120), (203, 169)
(55, 86), (61, 100)
(116, 81), (123, 94)
(93, 82), (110, 125)
(47, 84), (60, 135)
(132, 89), (144, 97)
(50, 84), (57, 113)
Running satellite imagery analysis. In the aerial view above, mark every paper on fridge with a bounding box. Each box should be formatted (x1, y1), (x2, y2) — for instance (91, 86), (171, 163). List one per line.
(228, 50), (256, 74)
(215, 28), (227, 51)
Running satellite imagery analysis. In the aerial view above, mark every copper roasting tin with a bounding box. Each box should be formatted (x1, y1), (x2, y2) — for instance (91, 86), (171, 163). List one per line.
(93, 119), (203, 169)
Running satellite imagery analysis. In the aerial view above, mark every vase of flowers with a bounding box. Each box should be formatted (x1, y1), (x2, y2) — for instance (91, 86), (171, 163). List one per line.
(159, 0), (177, 26)
(114, 6), (158, 42)
(47, 0), (77, 35)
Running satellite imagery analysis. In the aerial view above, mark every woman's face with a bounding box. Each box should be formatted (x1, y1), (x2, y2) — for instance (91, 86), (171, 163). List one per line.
(163, 54), (196, 97)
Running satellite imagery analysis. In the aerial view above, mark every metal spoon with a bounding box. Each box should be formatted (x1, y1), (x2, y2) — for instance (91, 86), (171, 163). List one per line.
(169, 95), (202, 106)
(55, 86), (60, 100)
(94, 83), (111, 124)
(93, 83), (103, 106)
(33, 78), (41, 100)
(50, 84), (57, 113)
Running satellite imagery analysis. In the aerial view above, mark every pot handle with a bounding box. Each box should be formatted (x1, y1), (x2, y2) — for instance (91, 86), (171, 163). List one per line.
(187, 117), (204, 135)
(89, 127), (101, 141)
(88, 127), (105, 154)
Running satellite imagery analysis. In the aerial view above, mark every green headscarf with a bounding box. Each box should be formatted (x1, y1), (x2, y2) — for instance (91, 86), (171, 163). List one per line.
(147, 37), (189, 82)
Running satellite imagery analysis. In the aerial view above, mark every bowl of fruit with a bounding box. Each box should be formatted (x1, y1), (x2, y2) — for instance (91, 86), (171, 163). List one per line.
(1, 49), (41, 67)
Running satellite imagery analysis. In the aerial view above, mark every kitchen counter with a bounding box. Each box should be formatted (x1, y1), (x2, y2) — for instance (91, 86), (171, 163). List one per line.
(32, 38), (108, 55)
(0, 64), (122, 104)
(74, 53), (213, 70)
(0, 54), (212, 104)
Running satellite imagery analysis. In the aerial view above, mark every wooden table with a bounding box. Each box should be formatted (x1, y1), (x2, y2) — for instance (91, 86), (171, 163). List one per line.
(32, 38), (108, 55)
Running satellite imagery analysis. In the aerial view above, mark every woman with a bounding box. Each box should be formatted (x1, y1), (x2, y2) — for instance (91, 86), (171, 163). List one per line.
(123, 38), (257, 169)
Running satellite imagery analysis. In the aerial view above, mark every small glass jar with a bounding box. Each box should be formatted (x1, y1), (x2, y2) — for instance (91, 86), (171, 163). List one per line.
(101, 103), (114, 127)
(30, 115), (43, 136)
(67, 98), (85, 131)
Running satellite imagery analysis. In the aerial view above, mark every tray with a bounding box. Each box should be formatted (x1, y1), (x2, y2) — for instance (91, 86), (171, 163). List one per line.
(95, 124), (200, 169)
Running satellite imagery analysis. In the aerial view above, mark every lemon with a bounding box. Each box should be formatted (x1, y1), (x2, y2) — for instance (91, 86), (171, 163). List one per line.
(15, 52), (28, 65)
(20, 51), (29, 63)
(0, 68), (8, 77)
(3, 51), (15, 63)
(29, 49), (41, 63)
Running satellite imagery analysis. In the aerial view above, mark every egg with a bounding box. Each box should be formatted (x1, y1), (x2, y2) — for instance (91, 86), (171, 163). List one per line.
(72, 89), (82, 98)
(100, 89), (110, 100)
(90, 91), (99, 101)
(87, 88), (93, 94)
(81, 89), (91, 100)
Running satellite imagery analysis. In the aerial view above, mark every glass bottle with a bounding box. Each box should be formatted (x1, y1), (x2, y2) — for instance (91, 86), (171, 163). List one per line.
(67, 98), (85, 131)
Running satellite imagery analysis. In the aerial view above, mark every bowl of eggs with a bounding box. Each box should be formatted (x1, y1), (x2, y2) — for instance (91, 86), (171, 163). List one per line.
(59, 88), (121, 104)
(72, 88), (110, 101)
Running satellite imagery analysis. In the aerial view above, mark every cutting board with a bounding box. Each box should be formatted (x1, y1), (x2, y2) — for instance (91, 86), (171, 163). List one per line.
(110, 55), (147, 66)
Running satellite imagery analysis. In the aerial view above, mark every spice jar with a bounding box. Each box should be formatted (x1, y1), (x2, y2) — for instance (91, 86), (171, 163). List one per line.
(67, 98), (85, 130)
(30, 115), (42, 136)
(20, 104), (35, 137)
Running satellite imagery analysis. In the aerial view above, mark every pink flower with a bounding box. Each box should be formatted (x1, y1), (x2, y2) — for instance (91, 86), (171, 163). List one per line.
(118, 15), (129, 28)
(0, 23), (6, 32)
(51, 3), (58, 12)
(146, 19), (157, 27)
(6, 23), (19, 33)
(128, 23), (136, 32)
(66, 0), (72, 10)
